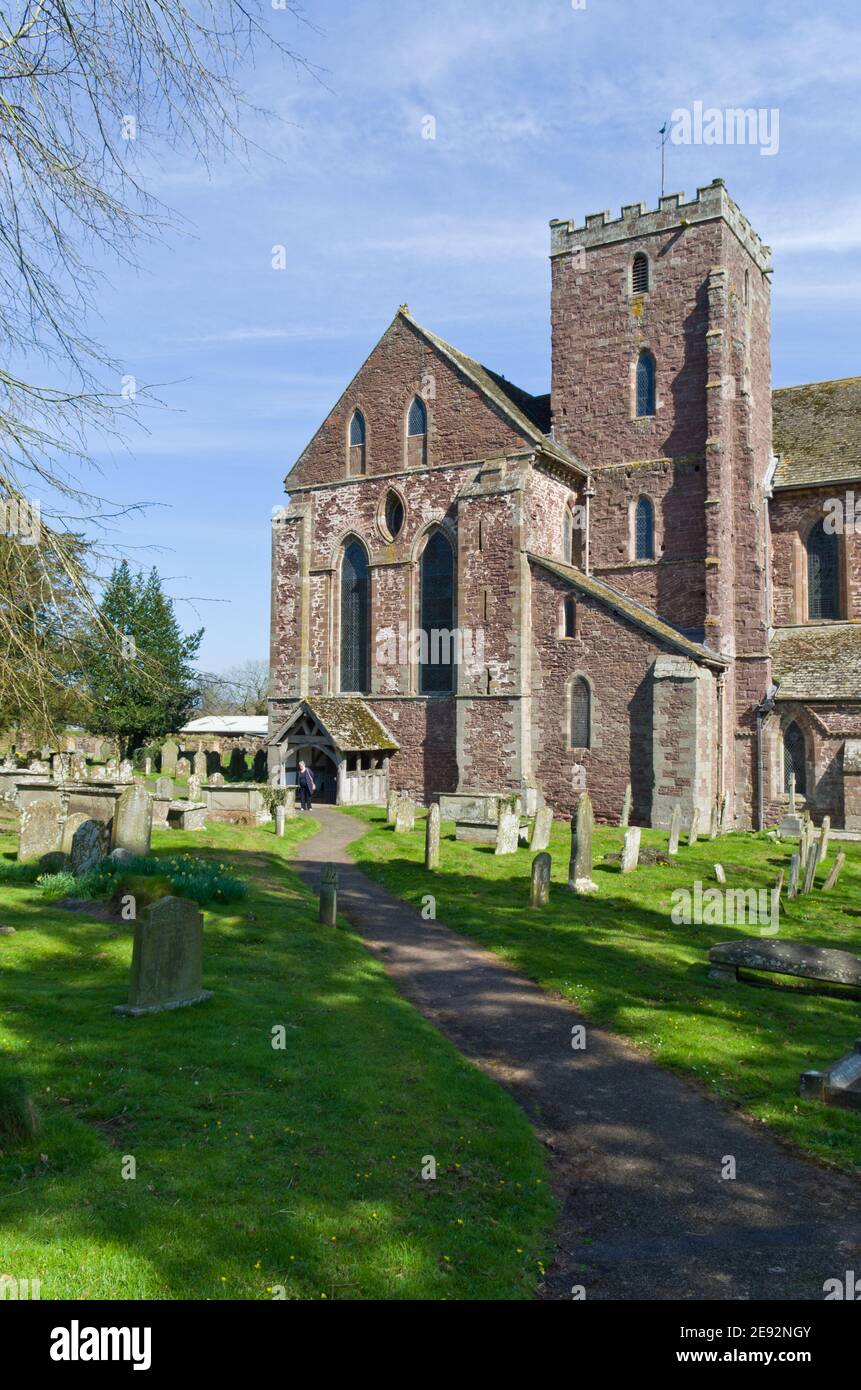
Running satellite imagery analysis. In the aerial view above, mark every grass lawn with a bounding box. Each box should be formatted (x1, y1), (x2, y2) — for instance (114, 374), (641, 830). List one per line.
(0, 818), (554, 1300)
(345, 808), (861, 1174)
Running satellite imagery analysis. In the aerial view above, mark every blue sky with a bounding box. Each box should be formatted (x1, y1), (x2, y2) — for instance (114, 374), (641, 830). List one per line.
(73, 0), (861, 668)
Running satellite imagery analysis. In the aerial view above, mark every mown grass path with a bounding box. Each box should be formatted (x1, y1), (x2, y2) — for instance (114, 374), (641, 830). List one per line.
(301, 807), (861, 1300)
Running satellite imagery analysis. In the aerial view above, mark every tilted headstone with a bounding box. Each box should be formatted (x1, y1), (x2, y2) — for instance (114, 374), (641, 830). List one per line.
(64, 815), (109, 874)
(621, 826), (641, 873)
(714, 863), (726, 884)
(802, 842), (820, 895)
(530, 806), (553, 852)
(18, 797), (63, 862)
(394, 797), (415, 834)
(822, 852), (846, 892)
(319, 864), (338, 926)
(530, 852), (551, 908)
(386, 789), (399, 825)
(709, 804), (719, 840)
(176, 757), (191, 778)
(156, 776), (174, 800)
(193, 749), (207, 780)
(688, 809), (700, 846)
(567, 791), (597, 894)
(787, 853), (800, 898)
(619, 784), (632, 829)
(819, 816), (831, 864)
(161, 740), (179, 776)
(425, 802), (441, 870)
(113, 782), (152, 857)
(495, 805), (519, 856)
(113, 896), (213, 1016)
(718, 791), (729, 833)
(667, 803), (682, 856)
(800, 1040), (861, 1112)
(275, 805), (286, 837)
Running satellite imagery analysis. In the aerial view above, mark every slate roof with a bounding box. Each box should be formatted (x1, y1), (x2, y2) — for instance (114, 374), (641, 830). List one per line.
(181, 715), (269, 735)
(529, 554), (728, 667)
(276, 698), (399, 752)
(772, 377), (861, 490)
(770, 624), (861, 701)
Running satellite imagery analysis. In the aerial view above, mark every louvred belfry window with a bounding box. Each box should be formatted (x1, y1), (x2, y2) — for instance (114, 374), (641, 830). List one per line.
(632, 253), (649, 294)
(420, 531), (454, 694)
(807, 519), (840, 619)
(340, 541), (370, 693)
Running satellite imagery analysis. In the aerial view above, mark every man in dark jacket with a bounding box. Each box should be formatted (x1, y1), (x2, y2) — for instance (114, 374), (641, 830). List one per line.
(297, 760), (315, 812)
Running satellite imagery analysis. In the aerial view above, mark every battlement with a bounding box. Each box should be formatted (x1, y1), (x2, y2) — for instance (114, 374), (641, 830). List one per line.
(550, 178), (772, 274)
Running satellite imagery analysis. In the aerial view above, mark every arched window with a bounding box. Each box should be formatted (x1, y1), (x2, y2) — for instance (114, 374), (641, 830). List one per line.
(562, 596), (576, 638)
(783, 722), (806, 796)
(632, 252), (649, 294)
(634, 496), (655, 560)
(340, 541), (370, 693)
(807, 519), (840, 620)
(407, 395), (428, 467)
(636, 351), (655, 417)
(348, 410), (366, 475)
(384, 490), (404, 540)
(570, 677), (591, 748)
(419, 530), (454, 694)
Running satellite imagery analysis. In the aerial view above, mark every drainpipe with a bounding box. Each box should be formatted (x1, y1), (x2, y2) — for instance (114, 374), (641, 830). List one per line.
(753, 682), (779, 831)
(583, 482), (595, 574)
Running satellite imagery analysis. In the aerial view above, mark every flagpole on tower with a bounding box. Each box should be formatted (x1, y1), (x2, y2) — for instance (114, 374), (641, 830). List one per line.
(658, 120), (668, 198)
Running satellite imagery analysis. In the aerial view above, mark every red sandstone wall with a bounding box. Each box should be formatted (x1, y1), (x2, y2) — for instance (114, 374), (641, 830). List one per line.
(770, 486), (861, 625)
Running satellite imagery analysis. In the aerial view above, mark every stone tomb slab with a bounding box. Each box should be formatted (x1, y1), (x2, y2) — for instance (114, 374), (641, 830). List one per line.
(113, 895), (213, 1017)
(708, 938), (861, 992)
(800, 1039), (861, 1112)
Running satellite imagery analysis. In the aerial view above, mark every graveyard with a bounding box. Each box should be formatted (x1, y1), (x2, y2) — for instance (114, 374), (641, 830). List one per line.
(346, 805), (861, 1173)
(0, 815), (554, 1300)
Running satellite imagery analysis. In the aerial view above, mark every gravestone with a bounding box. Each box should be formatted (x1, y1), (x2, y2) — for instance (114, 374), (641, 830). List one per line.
(27, 759), (49, 774)
(51, 752), (70, 782)
(177, 757), (191, 778)
(275, 805), (286, 837)
(108, 846), (135, 865)
(113, 783), (152, 857)
(688, 810), (700, 846)
(161, 740), (179, 776)
(802, 842), (820, 895)
(69, 752), (87, 782)
(209, 772), (225, 786)
(714, 863), (726, 884)
(709, 804), (719, 840)
(144, 757), (152, 777)
(113, 896), (212, 1016)
(425, 802), (441, 870)
(193, 750), (207, 780)
(822, 852), (846, 892)
(228, 749), (246, 779)
(156, 776), (174, 800)
(105, 757), (119, 780)
(787, 853), (800, 898)
(667, 803), (682, 856)
(319, 864), (338, 926)
(65, 815), (109, 874)
(621, 826), (641, 873)
(819, 816), (831, 864)
(386, 789), (399, 825)
(619, 784), (632, 829)
(567, 791), (597, 894)
(394, 797), (415, 834)
(530, 852), (551, 908)
(495, 805), (519, 856)
(18, 797), (62, 862)
(800, 1040), (861, 1112)
(771, 869), (785, 920)
(708, 938), (861, 991)
(530, 806), (553, 852)
(187, 774), (201, 803)
(118, 759), (134, 783)
(718, 791), (729, 834)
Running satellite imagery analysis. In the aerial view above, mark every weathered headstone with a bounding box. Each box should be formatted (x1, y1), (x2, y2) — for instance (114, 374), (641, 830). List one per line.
(495, 805), (519, 855)
(822, 852), (846, 892)
(621, 826), (641, 873)
(802, 842), (820, 895)
(69, 752), (87, 782)
(113, 896), (213, 1016)
(156, 776), (174, 800)
(771, 869), (785, 921)
(530, 805), (553, 852)
(118, 758), (134, 783)
(275, 805), (286, 838)
(688, 809), (700, 846)
(530, 852), (551, 908)
(65, 815), (109, 874)
(187, 774), (201, 803)
(144, 757), (152, 777)
(425, 802), (441, 869)
(193, 749), (207, 780)
(209, 772), (225, 786)
(18, 797), (62, 862)
(787, 853), (800, 898)
(718, 791), (729, 833)
(177, 757), (191, 779)
(714, 863), (726, 884)
(386, 789), (399, 825)
(51, 752), (70, 782)
(709, 803), (719, 840)
(394, 797), (415, 834)
(819, 816), (831, 864)
(113, 782), (152, 857)
(567, 791), (597, 894)
(667, 803), (682, 856)
(161, 740), (179, 776)
(319, 864), (338, 926)
(619, 784), (632, 829)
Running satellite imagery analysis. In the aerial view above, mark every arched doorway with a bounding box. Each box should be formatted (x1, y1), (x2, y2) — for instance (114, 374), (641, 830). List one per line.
(282, 742), (339, 804)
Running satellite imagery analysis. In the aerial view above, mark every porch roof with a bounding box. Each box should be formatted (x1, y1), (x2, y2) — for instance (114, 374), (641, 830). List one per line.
(273, 698), (399, 754)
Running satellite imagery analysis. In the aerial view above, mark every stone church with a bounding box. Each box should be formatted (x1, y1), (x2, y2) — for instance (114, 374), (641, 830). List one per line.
(268, 178), (861, 830)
